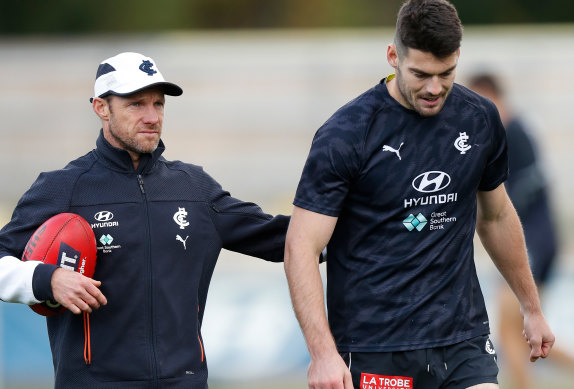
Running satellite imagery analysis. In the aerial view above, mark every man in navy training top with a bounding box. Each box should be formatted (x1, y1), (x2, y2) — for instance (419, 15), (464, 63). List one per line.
(284, 1), (555, 389)
(0, 52), (289, 388)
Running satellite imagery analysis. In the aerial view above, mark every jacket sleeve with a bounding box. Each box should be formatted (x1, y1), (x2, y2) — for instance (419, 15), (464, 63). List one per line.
(205, 175), (289, 263)
(0, 170), (74, 303)
(0, 256), (43, 303)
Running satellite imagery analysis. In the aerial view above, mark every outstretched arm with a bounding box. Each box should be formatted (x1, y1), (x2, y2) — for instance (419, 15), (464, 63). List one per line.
(476, 184), (554, 362)
(284, 206), (353, 389)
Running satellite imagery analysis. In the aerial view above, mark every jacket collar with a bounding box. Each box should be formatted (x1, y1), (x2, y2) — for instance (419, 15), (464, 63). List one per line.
(95, 129), (165, 174)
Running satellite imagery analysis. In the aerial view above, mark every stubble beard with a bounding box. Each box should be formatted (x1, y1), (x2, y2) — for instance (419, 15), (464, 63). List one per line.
(108, 123), (160, 156)
(396, 70), (449, 117)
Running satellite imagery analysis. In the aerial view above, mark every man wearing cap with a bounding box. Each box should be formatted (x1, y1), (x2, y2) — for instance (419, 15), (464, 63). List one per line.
(0, 52), (289, 388)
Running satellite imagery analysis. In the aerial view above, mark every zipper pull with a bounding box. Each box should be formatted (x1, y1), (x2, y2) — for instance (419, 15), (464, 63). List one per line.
(137, 174), (146, 194)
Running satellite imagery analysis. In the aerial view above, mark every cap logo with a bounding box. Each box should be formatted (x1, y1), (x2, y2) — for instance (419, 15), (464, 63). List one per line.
(139, 60), (157, 76)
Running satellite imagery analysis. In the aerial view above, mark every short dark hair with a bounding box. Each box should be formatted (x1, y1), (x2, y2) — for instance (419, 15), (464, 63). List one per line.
(394, 0), (463, 59)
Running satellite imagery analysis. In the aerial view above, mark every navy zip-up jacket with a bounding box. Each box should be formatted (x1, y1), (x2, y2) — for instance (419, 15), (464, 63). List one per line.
(0, 131), (289, 388)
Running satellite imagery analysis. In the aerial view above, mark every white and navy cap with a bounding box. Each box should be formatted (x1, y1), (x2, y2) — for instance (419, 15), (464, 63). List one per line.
(91, 52), (183, 102)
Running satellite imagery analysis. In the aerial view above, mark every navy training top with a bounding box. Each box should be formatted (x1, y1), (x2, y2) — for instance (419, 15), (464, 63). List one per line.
(294, 77), (508, 352)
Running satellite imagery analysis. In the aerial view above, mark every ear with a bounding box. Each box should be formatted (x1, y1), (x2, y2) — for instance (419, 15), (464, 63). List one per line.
(92, 97), (110, 120)
(387, 44), (399, 69)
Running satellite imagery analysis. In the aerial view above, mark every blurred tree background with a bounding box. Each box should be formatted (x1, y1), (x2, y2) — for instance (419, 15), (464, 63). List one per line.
(1, 0), (574, 34)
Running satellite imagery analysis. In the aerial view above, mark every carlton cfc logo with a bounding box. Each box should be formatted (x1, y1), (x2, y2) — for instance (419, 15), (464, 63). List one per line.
(139, 60), (157, 76)
(454, 132), (472, 154)
(173, 207), (190, 230)
(412, 171), (451, 193)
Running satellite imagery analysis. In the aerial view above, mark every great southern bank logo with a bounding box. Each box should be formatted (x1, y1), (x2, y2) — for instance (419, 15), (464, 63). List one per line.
(97, 233), (122, 254)
(403, 213), (427, 231)
(100, 234), (114, 245)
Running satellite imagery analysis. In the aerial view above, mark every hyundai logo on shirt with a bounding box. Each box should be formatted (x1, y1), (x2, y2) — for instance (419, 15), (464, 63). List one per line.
(412, 171), (451, 193)
(92, 211), (119, 229)
(94, 211), (114, 222)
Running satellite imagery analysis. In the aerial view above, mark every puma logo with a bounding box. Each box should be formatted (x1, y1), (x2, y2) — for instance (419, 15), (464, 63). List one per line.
(176, 235), (189, 250)
(382, 142), (404, 160)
